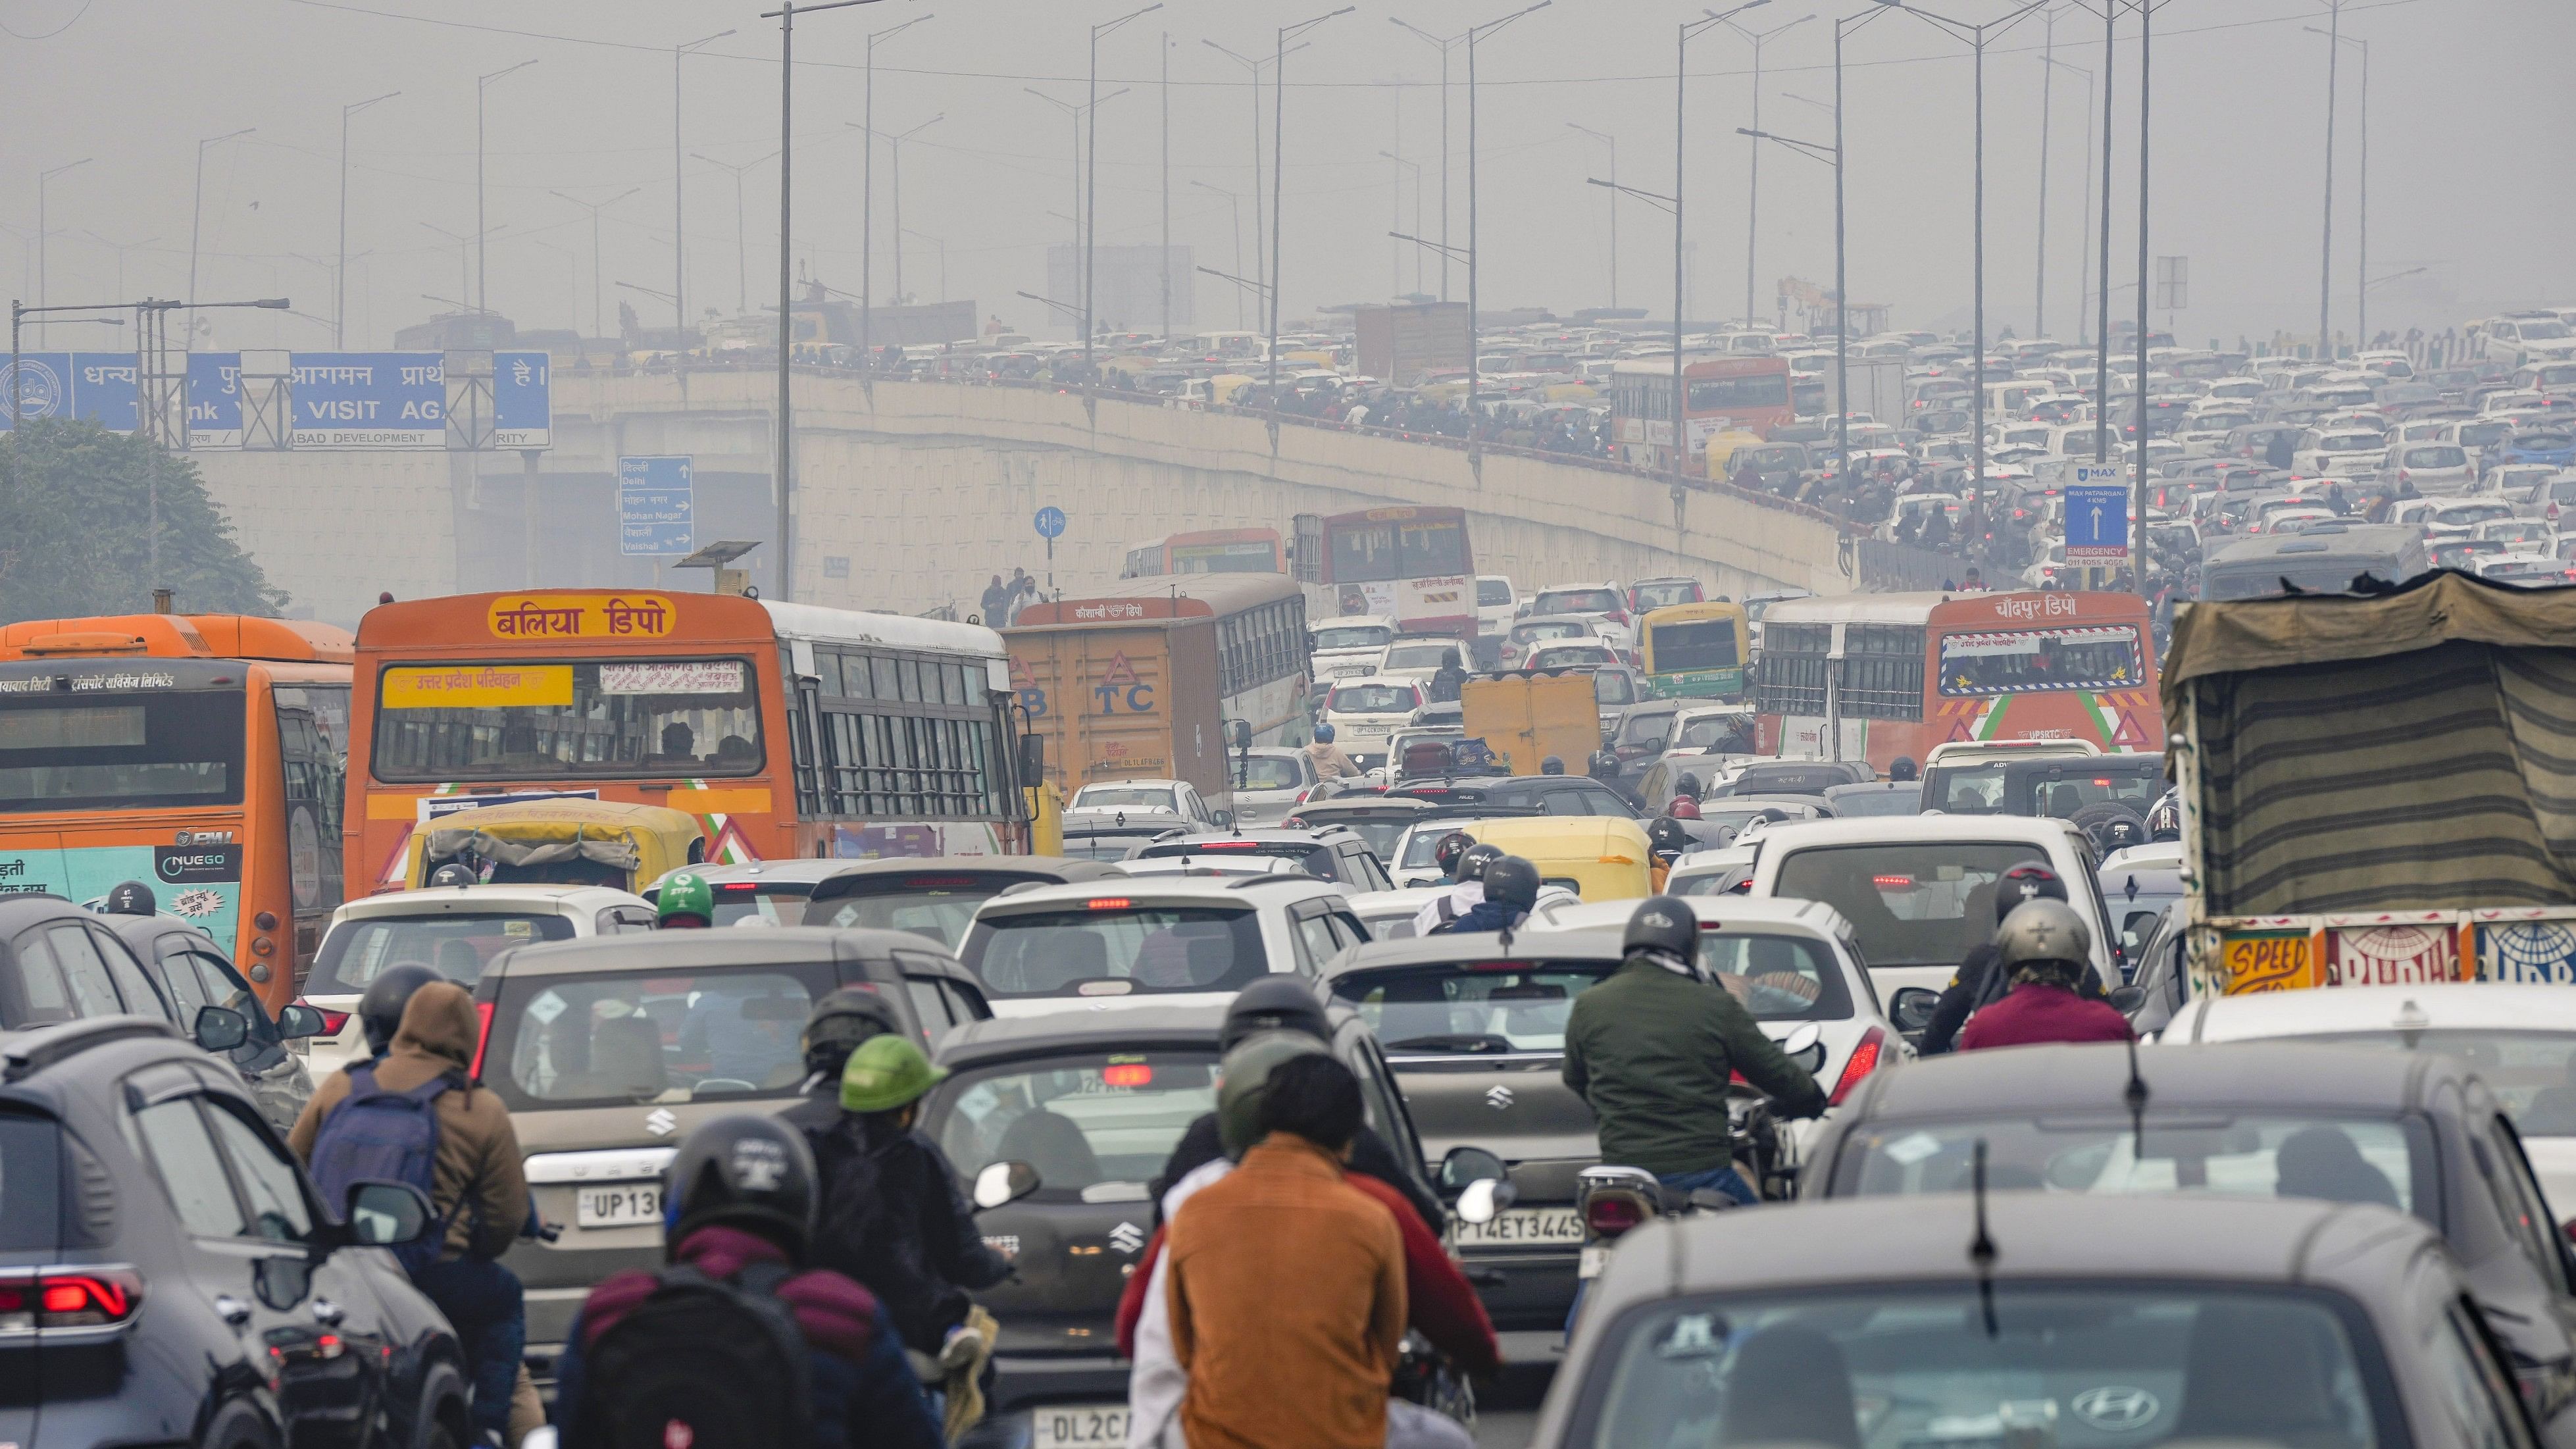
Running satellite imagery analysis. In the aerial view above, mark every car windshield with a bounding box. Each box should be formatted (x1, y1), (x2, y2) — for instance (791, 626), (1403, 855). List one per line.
(1677, 716), (1755, 751)
(926, 1050), (1217, 1204)
(1477, 579), (1514, 606)
(1313, 624), (1394, 651)
(2517, 433), (2572, 449)
(307, 911), (578, 996)
(2522, 320), (2572, 340)
(2403, 445), (2469, 467)
(489, 965), (832, 1107)
(1538, 589), (1621, 614)
(2460, 421), (2512, 445)
(1532, 646), (1612, 664)
(1931, 766), (2162, 818)
(698, 883), (812, 928)
(1331, 684), (1419, 713)
(1332, 960), (1615, 1052)
(1515, 621), (1590, 642)
(1238, 755), (1306, 791)
(1578, 1284), (2388, 1449)
(821, 875), (1019, 949)
(2317, 434), (2378, 451)
(1383, 644), (1453, 671)
(1650, 619), (1743, 673)
(2292, 1030), (2576, 1138)
(1829, 1113), (2430, 1215)
(963, 906), (1267, 998)
(1827, 785), (1923, 817)
(1772, 842), (2058, 968)
(1634, 581), (1701, 609)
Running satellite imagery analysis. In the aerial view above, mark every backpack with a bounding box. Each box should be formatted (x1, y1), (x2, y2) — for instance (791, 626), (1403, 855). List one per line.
(576, 1261), (815, 1449)
(307, 1065), (457, 1276)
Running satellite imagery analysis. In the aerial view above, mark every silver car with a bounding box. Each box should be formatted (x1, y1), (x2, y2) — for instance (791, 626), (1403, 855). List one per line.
(1228, 746), (1319, 828)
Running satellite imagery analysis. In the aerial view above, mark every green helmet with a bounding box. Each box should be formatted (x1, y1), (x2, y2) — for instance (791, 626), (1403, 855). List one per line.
(1216, 1030), (1330, 1160)
(657, 871), (715, 926)
(840, 1032), (948, 1114)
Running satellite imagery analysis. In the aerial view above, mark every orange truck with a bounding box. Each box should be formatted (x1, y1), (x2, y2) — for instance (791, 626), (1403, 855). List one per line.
(1003, 603), (1229, 803)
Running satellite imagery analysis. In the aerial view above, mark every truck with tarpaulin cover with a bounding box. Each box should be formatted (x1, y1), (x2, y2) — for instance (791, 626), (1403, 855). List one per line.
(2169, 571), (2576, 996)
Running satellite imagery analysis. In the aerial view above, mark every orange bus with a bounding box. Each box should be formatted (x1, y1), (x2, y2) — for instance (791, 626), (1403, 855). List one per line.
(345, 590), (1039, 893)
(1752, 590), (2163, 773)
(1610, 353), (1796, 472)
(0, 612), (354, 1010)
(1120, 528), (1285, 579)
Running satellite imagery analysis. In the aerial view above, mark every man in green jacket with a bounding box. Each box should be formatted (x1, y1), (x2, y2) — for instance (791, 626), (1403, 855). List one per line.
(1561, 896), (1826, 1206)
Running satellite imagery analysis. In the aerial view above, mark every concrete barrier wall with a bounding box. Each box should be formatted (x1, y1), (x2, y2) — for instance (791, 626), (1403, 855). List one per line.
(193, 370), (1860, 625)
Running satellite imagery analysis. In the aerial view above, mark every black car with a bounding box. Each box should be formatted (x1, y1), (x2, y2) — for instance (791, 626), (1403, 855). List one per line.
(96, 911), (324, 1131)
(1719, 759), (1872, 800)
(1806, 1042), (2576, 1446)
(0, 1016), (463, 1449)
(919, 1002), (1453, 1425)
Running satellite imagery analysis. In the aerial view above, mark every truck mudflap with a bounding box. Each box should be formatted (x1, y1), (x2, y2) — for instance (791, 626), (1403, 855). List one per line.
(2194, 907), (2576, 994)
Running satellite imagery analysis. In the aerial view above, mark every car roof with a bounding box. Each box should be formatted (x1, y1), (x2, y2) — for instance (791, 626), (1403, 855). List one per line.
(1288, 798), (1434, 818)
(1073, 778), (1187, 791)
(330, 883), (647, 921)
(1328, 674), (1426, 692)
(932, 1003), (1231, 1068)
(972, 875), (1338, 915)
(484, 925), (969, 979)
(1533, 894), (1854, 938)
(807, 855), (1123, 896)
(1846, 1041), (2447, 1121)
(644, 859), (848, 890)
(1325, 927), (1627, 978)
(2179, 982), (2576, 1042)
(1144, 827), (1356, 846)
(0, 894), (99, 932)
(1752, 816), (2080, 852)
(1586, 1192), (2439, 1306)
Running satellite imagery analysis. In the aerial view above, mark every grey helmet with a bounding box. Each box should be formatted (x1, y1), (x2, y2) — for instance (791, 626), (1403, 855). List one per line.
(1995, 899), (2092, 986)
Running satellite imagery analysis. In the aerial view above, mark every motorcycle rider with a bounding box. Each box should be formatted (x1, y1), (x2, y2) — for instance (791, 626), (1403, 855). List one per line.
(1429, 831), (1477, 886)
(1956, 900), (2135, 1050)
(355, 961), (445, 1061)
(656, 871), (715, 929)
(1561, 897), (1825, 1206)
(1645, 817), (1693, 892)
(1888, 755), (1920, 783)
(1434, 854), (1540, 935)
(1540, 755), (1566, 775)
(1917, 862), (2110, 1055)
(1305, 722), (1361, 782)
(1666, 773), (1704, 821)
(1413, 841), (1502, 937)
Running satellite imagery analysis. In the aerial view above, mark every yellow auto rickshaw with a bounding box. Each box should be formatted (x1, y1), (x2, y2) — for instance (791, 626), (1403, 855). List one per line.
(1464, 816), (1653, 903)
(407, 798), (705, 893)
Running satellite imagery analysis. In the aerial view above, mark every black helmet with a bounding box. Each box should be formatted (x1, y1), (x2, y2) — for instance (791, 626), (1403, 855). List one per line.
(1540, 755), (1565, 775)
(1215, 1031), (1330, 1159)
(102, 880), (157, 916)
(663, 1115), (819, 1262)
(1888, 755), (1920, 782)
(357, 962), (443, 1057)
(1993, 861), (2069, 924)
(1647, 816), (1692, 859)
(1483, 855), (1542, 913)
(1673, 773), (1703, 801)
(801, 987), (902, 1079)
(1457, 842), (1505, 882)
(1624, 895), (1699, 963)
(1221, 976), (1333, 1051)
(427, 862), (479, 888)
(1432, 830), (1477, 877)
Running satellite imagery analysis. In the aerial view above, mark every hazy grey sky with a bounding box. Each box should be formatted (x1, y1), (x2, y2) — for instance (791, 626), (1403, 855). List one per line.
(6, 0), (2567, 353)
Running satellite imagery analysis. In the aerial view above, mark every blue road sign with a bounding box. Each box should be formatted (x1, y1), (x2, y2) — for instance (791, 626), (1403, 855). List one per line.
(493, 350), (551, 449)
(1034, 505), (1067, 540)
(70, 353), (138, 432)
(188, 353), (243, 447)
(0, 353), (74, 429)
(2065, 469), (2131, 561)
(618, 455), (694, 557)
(291, 352), (445, 449)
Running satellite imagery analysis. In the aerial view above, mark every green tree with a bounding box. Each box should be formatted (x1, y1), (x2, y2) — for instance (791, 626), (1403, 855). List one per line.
(0, 419), (290, 621)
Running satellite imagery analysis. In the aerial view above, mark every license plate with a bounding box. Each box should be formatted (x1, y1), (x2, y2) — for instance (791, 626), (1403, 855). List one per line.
(1453, 1208), (1583, 1248)
(1578, 1246), (1611, 1280)
(1031, 1403), (1129, 1448)
(574, 1183), (663, 1229)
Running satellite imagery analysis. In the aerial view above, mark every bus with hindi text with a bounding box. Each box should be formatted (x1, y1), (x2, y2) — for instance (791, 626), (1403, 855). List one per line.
(1610, 353), (1798, 474)
(1119, 528), (1285, 579)
(1291, 507), (1477, 640)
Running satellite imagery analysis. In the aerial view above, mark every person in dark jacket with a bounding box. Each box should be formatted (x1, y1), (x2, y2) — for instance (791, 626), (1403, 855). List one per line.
(1917, 861), (2108, 1055)
(553, 1116), (942, 1449)
(1956, 900), (2135, 1051)
(1436, 855), (1541, 936)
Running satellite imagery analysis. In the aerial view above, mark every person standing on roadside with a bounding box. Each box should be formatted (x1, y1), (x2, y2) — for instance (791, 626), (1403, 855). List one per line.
(980, 574), (1012, 624)
(1165, 1054), (1409, 1449)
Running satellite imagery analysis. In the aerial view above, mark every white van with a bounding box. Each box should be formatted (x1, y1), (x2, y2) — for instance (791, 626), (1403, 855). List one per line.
(1309, 616), (1398, 682)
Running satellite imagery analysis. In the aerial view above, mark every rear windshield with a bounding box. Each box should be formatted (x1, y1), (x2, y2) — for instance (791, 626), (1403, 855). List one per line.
(1929, 764), (2162, 818)
(1649, 620), (1741, 673)
(925, 1050), (1217, 1204)
(1136, 840), (1339, 879)
(1073, 784), (1178, 811)
(1829, 1113), (2431, 1215)
(0, 687), (245, 813)
(486, 963), (838, 1108)
(1239, 756), (1305, 792)
(1330, 684), (1419, 714)
(700, 883), (812, 928)
(963, 907), (1267, 998)
(1537, 589), (1621, 614)
(1771, 842), (2057, 968)
(1383, 645), (1453, 671)
(1826, 785), (1923, 817)
(2294, 1030), (2576, 1138)
(2402, 445), (2468, 467)
(1633, 580), (1702, 609)
(1513, 621), (1590, 642)
(1332, 961), (1614, 1052)
(1313, 625), (1393, 651)
(307, 911), (576, 997)
(1476, 580), (1515, 606)
(1729, 766), (1848, 796)
(822, 876), (1020, 950)
(0, 1112), (59, 1252)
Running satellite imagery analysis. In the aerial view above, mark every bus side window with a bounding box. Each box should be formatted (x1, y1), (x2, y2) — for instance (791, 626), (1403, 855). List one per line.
(277, 705), (345, 916)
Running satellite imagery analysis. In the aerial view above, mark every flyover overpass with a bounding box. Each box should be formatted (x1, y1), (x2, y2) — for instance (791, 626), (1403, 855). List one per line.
(195, 369), (1885, 627)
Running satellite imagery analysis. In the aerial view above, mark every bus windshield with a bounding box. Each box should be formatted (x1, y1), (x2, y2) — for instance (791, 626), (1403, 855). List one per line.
(1934, 625), (2146, 696)
(370, 657), (763, 782)
(1328, 519), (1467, 582)
(1649, 619), (1742, 673)
(0, 688), (245, 811)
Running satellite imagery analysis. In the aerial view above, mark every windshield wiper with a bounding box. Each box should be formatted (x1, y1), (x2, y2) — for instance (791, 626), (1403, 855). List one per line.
(1385, 1033), (1518, 1054)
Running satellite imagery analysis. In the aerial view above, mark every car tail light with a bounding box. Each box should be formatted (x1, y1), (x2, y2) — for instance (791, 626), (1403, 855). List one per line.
(470, 1001), (495, 1079)
(1086, 898), (1136, 909)
(1585, 1195), (1647, 1239)
(1830, 1027), (1888, 1106)
(1871, 875), (1915, 888)
(0, 1269), (144, 1332)
(1101, 1063), (1154, 1087)
(297, 1000), (351, 1037)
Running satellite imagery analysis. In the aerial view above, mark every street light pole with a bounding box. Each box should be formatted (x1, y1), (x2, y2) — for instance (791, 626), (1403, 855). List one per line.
(1567, 123), (1618, 309)
(1201, 40), (1283, 308)
(1670, 1), (1770, 486)
(2317, 0), (2343, 359)
(187, 128), (254, 346)
(1460, 1), (1544, 466)
(2041, 55), (2092, 343)
(674, 30), (734, 338)
(692, 152), (777, 315)
(1088, 5), (1163, 370)
(1191, 180), (1246, 329)
(476, 60), (539, 316)
(2035, 5), (2054, 341)
(1389, 18), (1465, 303)
(35, 158), (89, 342)
(1728, 13), (1813, 328)
(886, 116), (940, 305)
(337, 94), (396, 348)
(860, 14), (933, 394)
(1379, 152), (1425, 297)
(1269, 7), (1354, 422)
(549, 189), (640, 337)
(2308, 26), (2367, 348)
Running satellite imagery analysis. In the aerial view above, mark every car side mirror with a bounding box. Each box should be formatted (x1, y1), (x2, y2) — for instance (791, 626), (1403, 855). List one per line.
(974, 1159), (1042, 1211)
(193, 1005), (250, 1054)
(1438, 1144), (1507, 1195)
(2109, 984), (2148, 1014)
(275, 1004), (328, 1040)
(1017, 732), (1046, 784)
(344, 1180), (436, 1247)
(1889, 986), (1938, 1035)
(1211, 810), (1235, 830)
(1777, 1020), (1827, 1071)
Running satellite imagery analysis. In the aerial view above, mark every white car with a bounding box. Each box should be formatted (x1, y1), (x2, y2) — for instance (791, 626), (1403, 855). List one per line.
(297, 883), (657, 1081)
(1663, 842), (1757, 895)
(1069, 777), (1228, 830)
(955, 874), (1363, 1015)
(2161, 983), (2576, 1224)
(1527, 582), (1635, 648)
(2426, 497), (2519, 538)
(1742, 815), (2119, 1007)
(2382, 442), (2477, 495)
(1500, 614), (1615, 670)
(1375, 635), (1471, 684)
(1309, 615), (1399, 682)
(2477, 552), (2567, 587)
(1228, 747), (1320, 828)
(1321, 675), (1429, 768)
(2487, 315), (2576, 370)
(2290, 427), (2387, 476)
